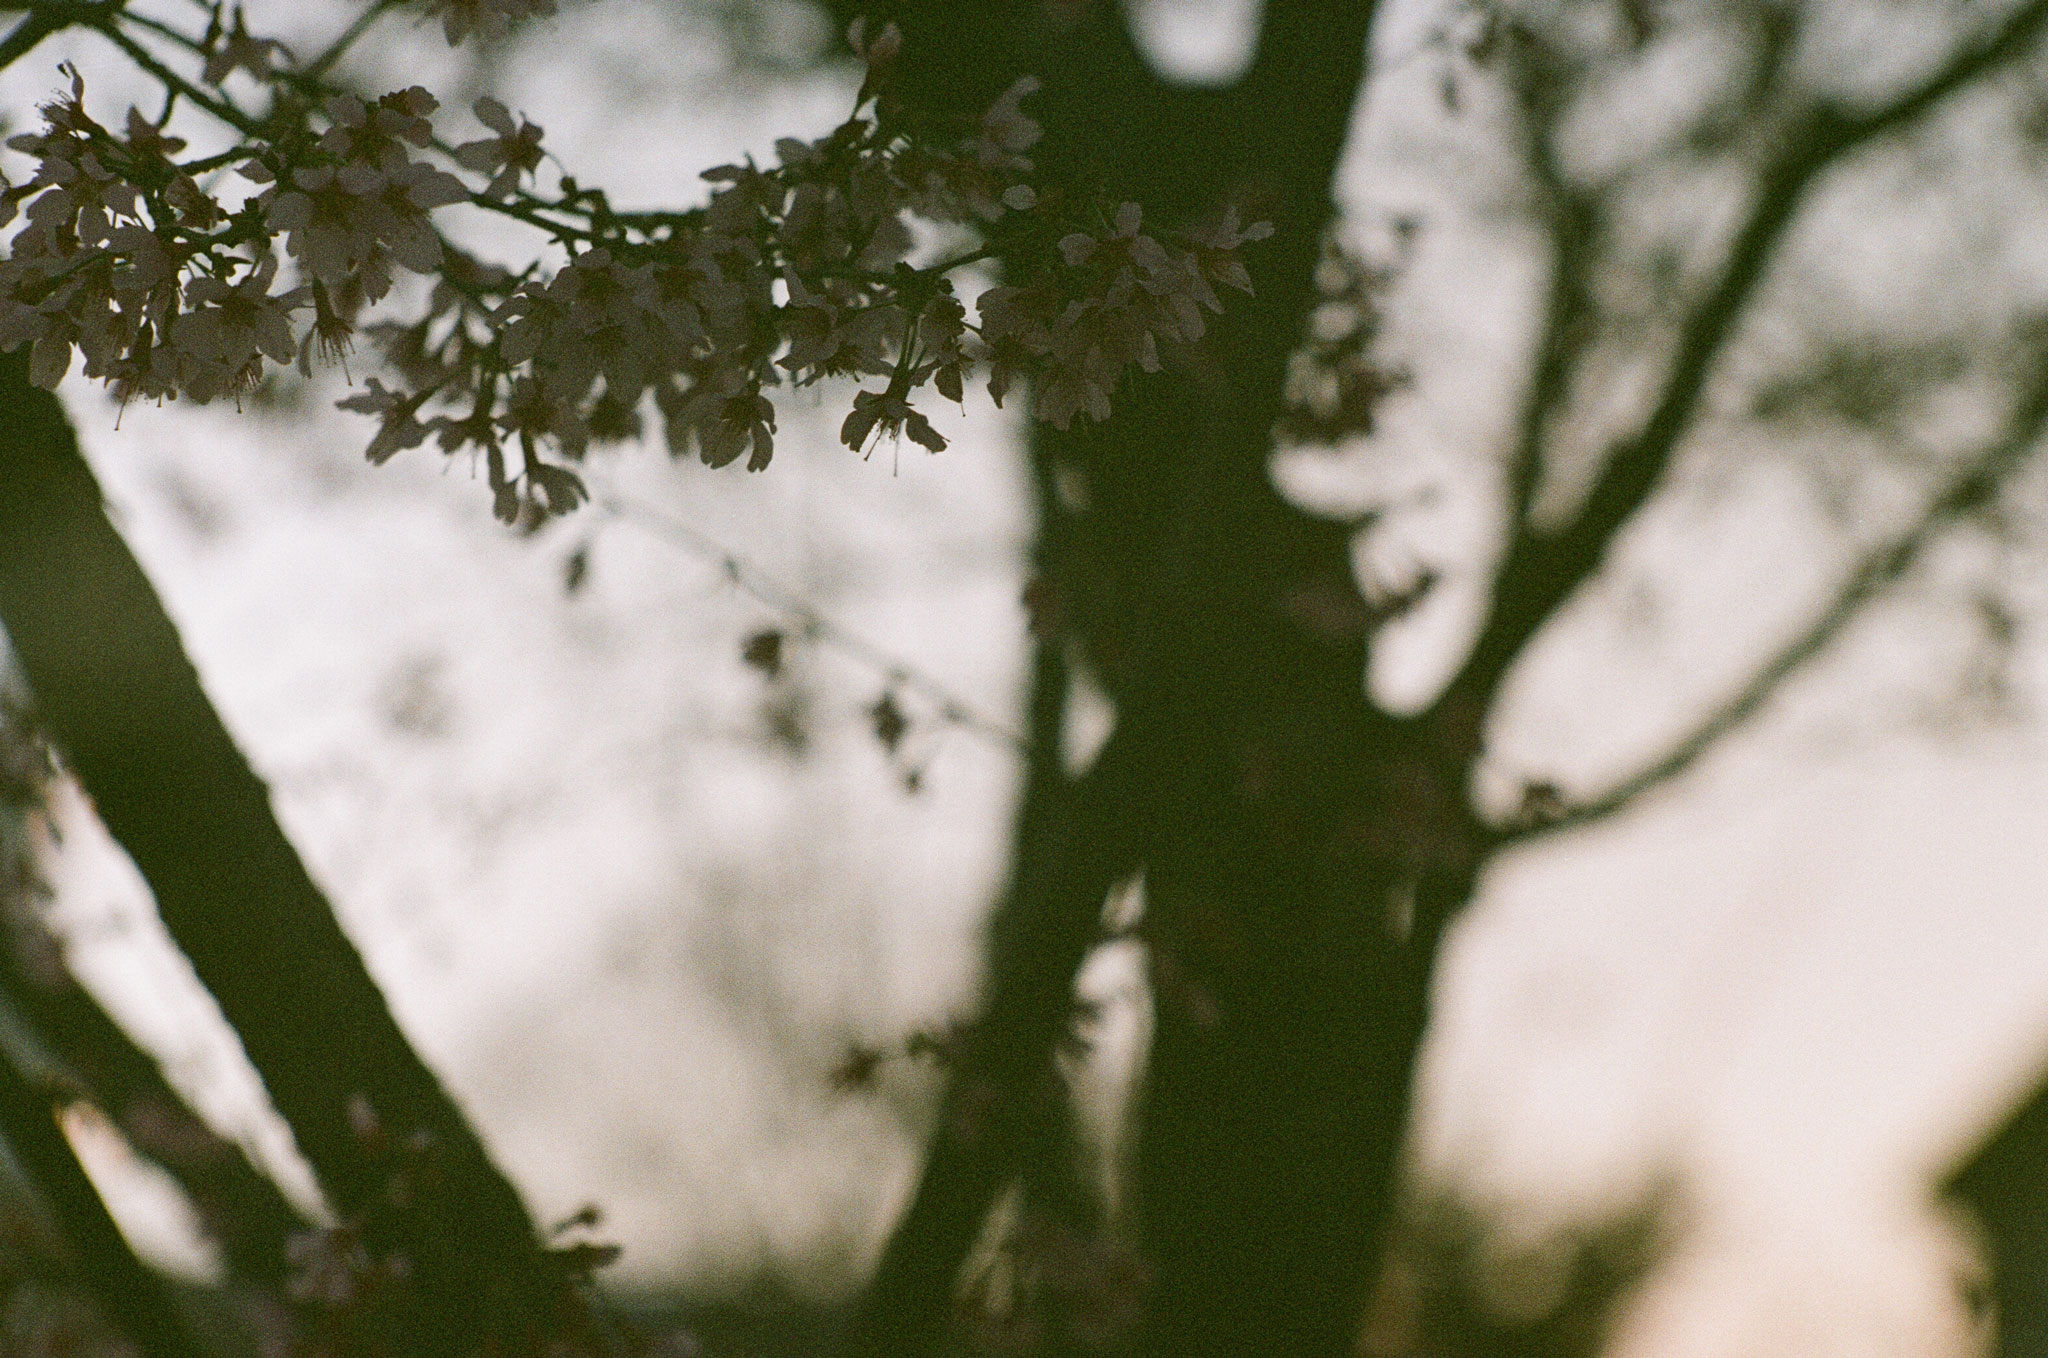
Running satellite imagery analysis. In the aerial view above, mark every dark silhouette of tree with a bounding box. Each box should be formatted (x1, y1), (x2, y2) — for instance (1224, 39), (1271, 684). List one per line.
(0, 0), (2046, 1355)
(834, 3), (2048, 1356)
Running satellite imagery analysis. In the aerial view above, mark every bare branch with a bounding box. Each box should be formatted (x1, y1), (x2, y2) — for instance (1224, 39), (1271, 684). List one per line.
(302, 0), (401, 81)
(0, 897), (309, 1282)
(1503, 372), (2048, 844)
(0, 349), (570, 1350)
(0, 3), (74, 72)
(1497, 2), (1798, 541)
(1433, 0), (2048, 742)
(1500, 34), (1601, 538)
(845, 717), (1145, 1357)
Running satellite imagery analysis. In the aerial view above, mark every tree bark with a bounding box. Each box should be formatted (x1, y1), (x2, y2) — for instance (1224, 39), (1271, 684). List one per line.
(1949, 1072), (2048, 1356)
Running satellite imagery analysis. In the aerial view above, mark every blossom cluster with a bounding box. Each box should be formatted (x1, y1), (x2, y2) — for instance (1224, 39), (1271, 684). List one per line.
(0, 4), (1271, 522)
(0, 68), (278, 401)
(0, 66), (467, 404)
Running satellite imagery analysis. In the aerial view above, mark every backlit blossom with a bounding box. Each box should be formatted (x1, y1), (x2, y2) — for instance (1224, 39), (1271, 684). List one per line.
(453, 98), (545, 199)
(0, 18), (1268, 506)
(841, 386), (947, 454)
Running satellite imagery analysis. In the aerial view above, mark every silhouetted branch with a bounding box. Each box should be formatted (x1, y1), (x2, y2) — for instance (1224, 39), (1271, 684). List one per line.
(1505, 372), (2048, 842)
(0, 897), (308, 1283)
(0, 0), (106, 72)
(845, 719), (1144, 1357)
(0, 1045), (206, 1358)
(1436, 0), (2048, 734)
(0, 350), (568, 1353)
(0, 704), (306, 1283)
(1501, 84), (1597, 539)
(0, 10), (61, 70)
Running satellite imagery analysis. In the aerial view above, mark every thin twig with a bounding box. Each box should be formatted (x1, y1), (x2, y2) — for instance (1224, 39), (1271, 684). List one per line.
(0, 0), (123, 71)
(1435, 0), (2048, 733)
(302, 0), (399, 81)
(94, 15), (260, 135)
(1503, 372), (2048, 843)
(0, 11), (62, 71)
(596, 493), (1029, 751)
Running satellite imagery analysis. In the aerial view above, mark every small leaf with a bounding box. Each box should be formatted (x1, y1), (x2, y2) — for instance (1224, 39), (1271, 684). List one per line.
(869, 689), (908, 753)
(829, 1044), (886, 1093)
(742, 629), (784, 678)
(563, 547), (589, 596)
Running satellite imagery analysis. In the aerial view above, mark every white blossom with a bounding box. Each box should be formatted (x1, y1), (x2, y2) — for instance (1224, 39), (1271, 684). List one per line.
(167, 253), (303, 401)
(256, 156), (466, 299)
(337, 377), (434, 463)
(453, 97), (544, 199)
(0, 16), (1269, 502)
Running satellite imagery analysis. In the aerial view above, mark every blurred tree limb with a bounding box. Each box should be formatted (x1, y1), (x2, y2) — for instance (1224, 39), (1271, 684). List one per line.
(1508, 368), (2048, 842)
(0, 875), (310, 1284)
(1432, 0), (2048, 741)
(0, 1037), (205, 1358)
(0, 349), (576, 1354)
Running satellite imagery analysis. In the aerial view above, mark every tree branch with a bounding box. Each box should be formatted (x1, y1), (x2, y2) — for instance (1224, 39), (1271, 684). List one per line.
(1504, 372), (2048, 843)
(846, 1), (1383, 1350)
(1501, 89), (1599, 539)
(0, 4), (73, 71)
(1433, 0), (2048, 740)
(0, 351), (570, 1353)
(843, 715), (1145, 1358)
(0, 892), (308, 1283)
(0, 1043), (206, 1358)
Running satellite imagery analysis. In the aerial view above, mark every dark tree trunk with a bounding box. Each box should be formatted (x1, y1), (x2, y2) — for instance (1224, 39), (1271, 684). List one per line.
(836, 5), (1492, 1354)
(0, 351), (575, 1353)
